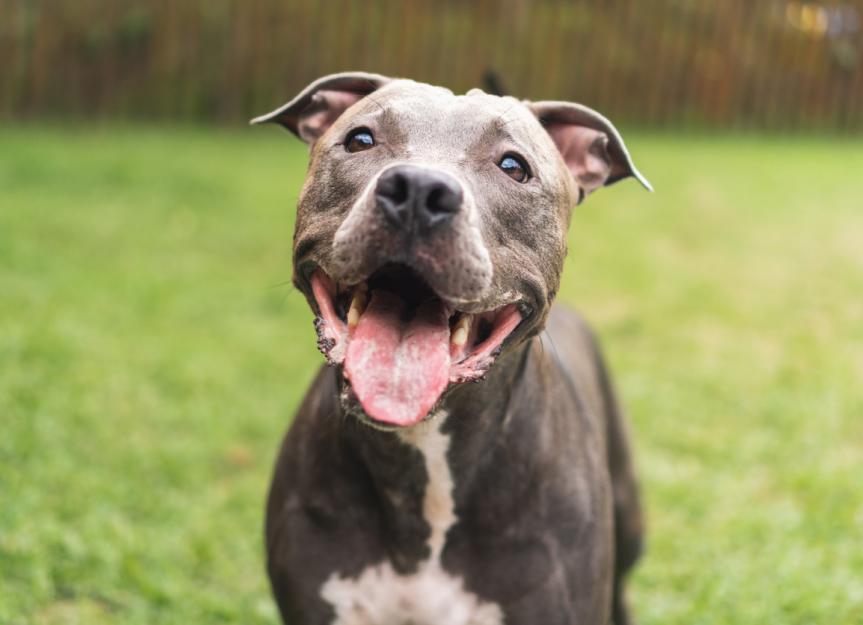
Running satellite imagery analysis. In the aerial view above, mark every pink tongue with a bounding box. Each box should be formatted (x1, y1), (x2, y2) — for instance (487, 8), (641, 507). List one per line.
(344, 290), (451, 426)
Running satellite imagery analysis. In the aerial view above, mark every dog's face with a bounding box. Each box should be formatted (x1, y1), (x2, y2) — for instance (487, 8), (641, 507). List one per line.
(254, 73), (649, 428)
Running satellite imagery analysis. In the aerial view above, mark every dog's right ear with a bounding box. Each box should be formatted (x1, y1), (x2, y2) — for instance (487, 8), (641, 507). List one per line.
(251, 72), (391, 145)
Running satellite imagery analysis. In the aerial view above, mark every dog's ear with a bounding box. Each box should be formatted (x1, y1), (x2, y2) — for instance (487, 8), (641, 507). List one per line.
(251, 72), (391, 145)
(528, 101), (652, 201)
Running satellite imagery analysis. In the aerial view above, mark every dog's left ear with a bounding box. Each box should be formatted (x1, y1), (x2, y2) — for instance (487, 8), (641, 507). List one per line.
(251, 72), (391, 145)
(529, 101), (652, 201)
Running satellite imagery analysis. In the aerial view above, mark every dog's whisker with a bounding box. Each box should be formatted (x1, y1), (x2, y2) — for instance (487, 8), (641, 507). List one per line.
(266, 280), (296, 290)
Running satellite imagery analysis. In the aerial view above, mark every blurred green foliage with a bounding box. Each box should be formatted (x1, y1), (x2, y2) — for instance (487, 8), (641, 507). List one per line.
(1, 126), (862, 624)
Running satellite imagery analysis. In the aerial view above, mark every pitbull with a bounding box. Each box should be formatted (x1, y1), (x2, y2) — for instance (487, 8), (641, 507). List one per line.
(252, 72), (651, 625)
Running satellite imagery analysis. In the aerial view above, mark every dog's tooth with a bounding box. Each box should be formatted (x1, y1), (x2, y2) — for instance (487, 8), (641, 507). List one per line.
(452, 327), (468, 347)
(451, 314), (471, 347)
(347, 285), (368, 329)
(347, 307), (360, 329)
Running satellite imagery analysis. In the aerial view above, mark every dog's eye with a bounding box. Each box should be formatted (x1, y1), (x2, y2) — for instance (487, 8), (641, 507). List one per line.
(498, 154), (530, 182)
(345, 128), (375, 153)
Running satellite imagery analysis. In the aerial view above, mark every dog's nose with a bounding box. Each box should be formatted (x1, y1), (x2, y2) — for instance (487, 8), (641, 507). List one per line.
(375, 165), (463, 232)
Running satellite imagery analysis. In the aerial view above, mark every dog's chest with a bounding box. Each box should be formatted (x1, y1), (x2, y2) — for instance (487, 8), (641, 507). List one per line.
(319, 414), (504, 625)
(320, 560), (502, 625)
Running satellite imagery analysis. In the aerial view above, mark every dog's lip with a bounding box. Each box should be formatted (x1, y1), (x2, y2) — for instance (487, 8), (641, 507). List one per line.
(304, 262), (530, 322)
(307, 264), (528, 425)
(297, 259), (319, 299)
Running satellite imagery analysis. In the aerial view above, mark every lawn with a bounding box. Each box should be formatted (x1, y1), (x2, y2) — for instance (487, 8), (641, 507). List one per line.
(1, 125), (861, 625)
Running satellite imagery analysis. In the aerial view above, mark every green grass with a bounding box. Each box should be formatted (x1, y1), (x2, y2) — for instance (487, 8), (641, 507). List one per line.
(2, 125), (862, 624)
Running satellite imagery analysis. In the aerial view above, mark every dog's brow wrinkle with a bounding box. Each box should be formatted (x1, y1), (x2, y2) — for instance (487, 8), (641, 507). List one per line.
(497, 112), (524, 130)
(494, 101), (520, 128)
(364, 92), (388, 117)
(499, 102), (516, 120)
(364, 92), (406, 138)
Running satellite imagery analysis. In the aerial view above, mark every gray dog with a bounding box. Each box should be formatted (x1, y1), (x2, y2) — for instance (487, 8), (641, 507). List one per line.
(252, 72), (651, 625)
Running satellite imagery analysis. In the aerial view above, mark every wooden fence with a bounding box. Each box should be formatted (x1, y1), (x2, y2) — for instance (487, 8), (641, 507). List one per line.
(2, 0), (862, 131)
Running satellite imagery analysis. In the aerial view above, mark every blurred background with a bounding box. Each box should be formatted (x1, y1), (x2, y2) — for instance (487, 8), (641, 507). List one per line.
(2, 1), (862, 625)
(3, 0), (863, 129)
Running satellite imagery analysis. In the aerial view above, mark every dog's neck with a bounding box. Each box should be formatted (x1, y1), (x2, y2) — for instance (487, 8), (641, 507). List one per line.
(339, 340), (536, 570)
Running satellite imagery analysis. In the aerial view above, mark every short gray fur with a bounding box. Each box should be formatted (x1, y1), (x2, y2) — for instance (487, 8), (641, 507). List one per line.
(254, 73), (647, 625)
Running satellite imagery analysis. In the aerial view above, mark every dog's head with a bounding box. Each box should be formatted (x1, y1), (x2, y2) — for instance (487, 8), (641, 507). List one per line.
(254, 72), (650, 429)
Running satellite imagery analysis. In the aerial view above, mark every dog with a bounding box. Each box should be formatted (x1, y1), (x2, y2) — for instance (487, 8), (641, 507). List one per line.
(252, 72), (651, 625)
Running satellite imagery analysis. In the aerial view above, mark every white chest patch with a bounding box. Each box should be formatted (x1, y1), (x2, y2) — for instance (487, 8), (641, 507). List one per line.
(320, 413), (504, 625)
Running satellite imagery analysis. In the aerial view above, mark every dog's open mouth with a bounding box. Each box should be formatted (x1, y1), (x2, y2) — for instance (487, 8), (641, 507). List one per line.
(309, 264), (522, 427)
